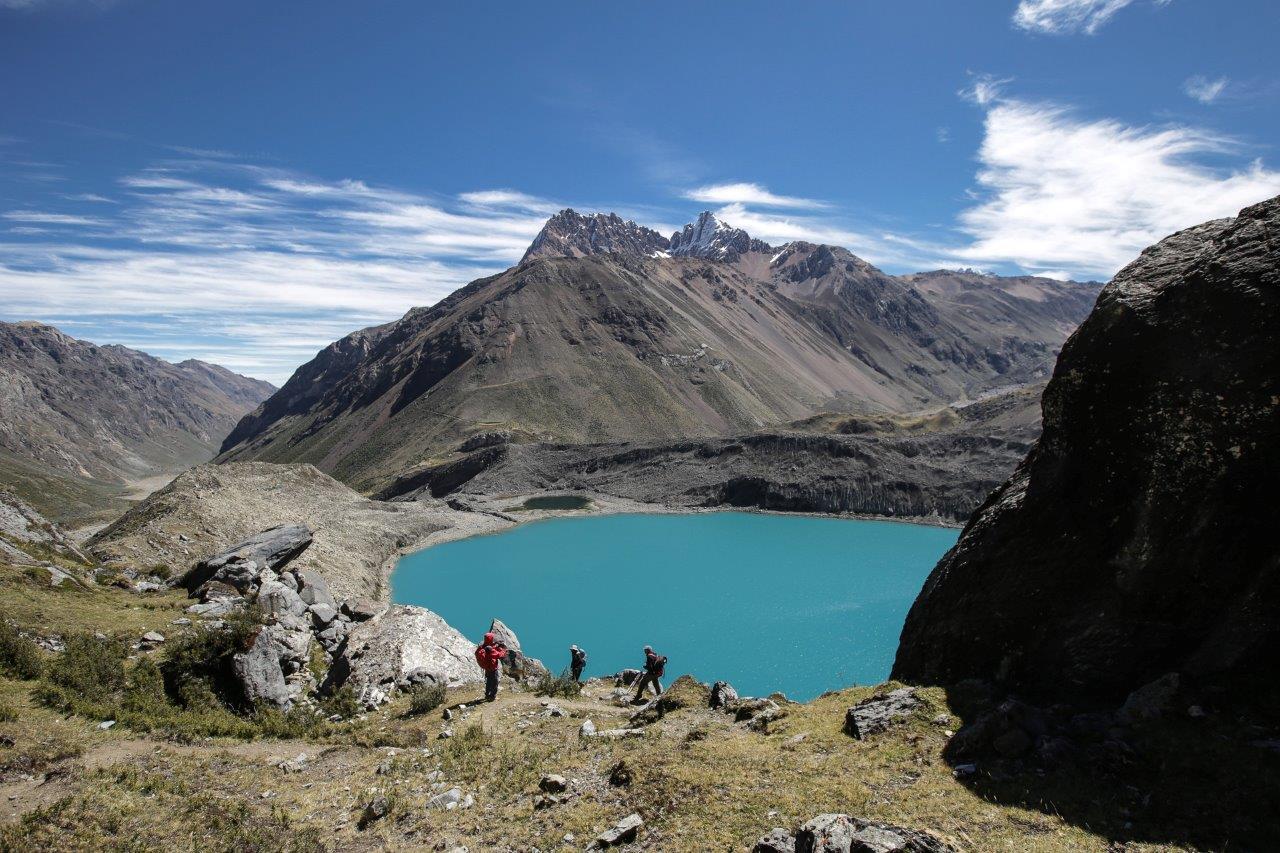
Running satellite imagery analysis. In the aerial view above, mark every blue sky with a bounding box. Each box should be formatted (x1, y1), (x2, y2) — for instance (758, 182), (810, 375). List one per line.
(2, 0), (1278, 383)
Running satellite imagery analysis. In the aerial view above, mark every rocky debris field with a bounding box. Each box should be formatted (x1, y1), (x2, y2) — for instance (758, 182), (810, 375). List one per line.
(378, 385), (1045, 524)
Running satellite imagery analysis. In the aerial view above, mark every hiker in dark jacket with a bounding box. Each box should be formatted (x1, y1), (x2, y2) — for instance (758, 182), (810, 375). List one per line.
(474, 632), (507, 702)
(632, 645), (666, 703)
(569, 644), (587, 682)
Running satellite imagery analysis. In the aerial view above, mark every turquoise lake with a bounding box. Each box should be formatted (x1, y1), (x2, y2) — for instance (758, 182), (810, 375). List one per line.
(391, 512), (958, 700)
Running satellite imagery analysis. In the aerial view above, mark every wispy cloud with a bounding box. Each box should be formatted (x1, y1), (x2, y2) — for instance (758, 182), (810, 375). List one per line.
(0, 157), (564, 383)
(1183, 75), (1230, 104)
(683, 182), (823, 210)
(960, 73), (1013, 106)
(952, 94), (1280, 274)
(1012, 0), (1169, 35)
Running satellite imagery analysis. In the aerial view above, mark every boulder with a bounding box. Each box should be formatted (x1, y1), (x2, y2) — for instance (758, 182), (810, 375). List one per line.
(615, 668), (642, 686)
(309, 602), (338, 627)
(1117, 672), (1181, 724)
(893, 197), (1280, 705)
(487, 617), (548, 681)
(255, 577), (309, 620)
(590, 813), (643, 849)
(795, 814), (955, 853)
(182, 524), (312, 594)
(324, 604), (481, 705)
(294, 568), (336, 609)
(844, 688), (921, 739)
(710, 680), (739, 709)
(232, 626), (291, 708)
(753, 828), (796, 853)
(341, 598), (384, 622)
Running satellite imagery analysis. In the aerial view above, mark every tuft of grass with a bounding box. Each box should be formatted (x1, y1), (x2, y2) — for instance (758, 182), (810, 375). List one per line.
(407, 681), (447, 716)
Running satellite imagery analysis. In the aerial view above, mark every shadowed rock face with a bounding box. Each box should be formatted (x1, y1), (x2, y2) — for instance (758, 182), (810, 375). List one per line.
(893, 196), (1280, 705)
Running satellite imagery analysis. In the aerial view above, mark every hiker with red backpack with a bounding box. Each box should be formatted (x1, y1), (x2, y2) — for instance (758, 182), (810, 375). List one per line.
(475, 632), (507, 702)
(632, 645), (666, 703)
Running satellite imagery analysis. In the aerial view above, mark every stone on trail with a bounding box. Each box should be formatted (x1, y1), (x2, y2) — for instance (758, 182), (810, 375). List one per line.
(538, 773), (568, 793)
(590, 813), (643, 849)
(358, 796), (390, 828)
(140, 631), (165, 645)
(579, 719), (596, 737)
(182, 524), (312, 594)
(427, 787), (463, 810)
(843, 687), (921, 739)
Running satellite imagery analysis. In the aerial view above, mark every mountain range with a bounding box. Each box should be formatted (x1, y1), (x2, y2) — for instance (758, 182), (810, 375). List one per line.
(0, 321), (275, 522)
(218, 209), (1101, 492)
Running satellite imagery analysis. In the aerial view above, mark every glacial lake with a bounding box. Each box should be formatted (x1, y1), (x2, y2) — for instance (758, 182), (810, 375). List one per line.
(391, 512), (958, 700)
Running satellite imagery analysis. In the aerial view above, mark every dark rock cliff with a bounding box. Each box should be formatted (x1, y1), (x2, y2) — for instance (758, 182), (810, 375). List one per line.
(892, 196), (1280, 706)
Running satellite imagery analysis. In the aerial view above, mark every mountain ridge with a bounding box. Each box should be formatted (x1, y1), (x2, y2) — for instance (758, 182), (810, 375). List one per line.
(0, 320), (276, 522)
(218, 210), (1100, 492)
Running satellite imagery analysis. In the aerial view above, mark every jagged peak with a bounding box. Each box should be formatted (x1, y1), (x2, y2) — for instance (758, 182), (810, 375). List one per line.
(668, 211), (772, 261)
(521, 209), (670, 262)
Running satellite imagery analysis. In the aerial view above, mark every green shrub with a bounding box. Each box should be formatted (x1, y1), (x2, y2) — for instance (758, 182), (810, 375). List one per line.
(535, 668), (583, 699)
(322, 684), (360, 720)
(0, 699), (17, 722)
(37, 634), (128, 713)
(0, 617), (44, 680)
(407, 682), (447, 716)
(160, 608), (263, 710)
(148, 563), (172, 581)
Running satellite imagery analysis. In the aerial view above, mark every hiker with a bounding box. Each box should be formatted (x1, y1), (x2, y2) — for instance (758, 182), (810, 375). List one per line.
(569, 644), (587, 682)
(632, 645), (666, 703)
(474, 632), (507, 702)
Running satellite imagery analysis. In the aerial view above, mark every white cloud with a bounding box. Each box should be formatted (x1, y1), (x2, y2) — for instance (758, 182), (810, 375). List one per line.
(1012, 0), (1167, 35)
(1184, 75), (1230, 104)
(960, 73), (1013, 106)
(0, 159), (562, 383)
(954, 97), (1280, 275)
(683, 182), (822, 209)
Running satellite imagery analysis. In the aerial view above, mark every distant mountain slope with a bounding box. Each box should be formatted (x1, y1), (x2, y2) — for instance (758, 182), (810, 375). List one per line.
(219, 210), (1099, 493)
(0, 321), (275, 522)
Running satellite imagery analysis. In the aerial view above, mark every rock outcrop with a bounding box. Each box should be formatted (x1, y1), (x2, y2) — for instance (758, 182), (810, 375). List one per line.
(324, 604), (482, 706)
(0, 490), (89, 566)
(522, 209), (669, 262)
(893, 196), (1280, 705)
(756, 814), (956, 853)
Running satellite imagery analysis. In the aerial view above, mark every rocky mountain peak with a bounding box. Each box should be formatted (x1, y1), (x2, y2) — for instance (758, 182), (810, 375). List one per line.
(521, 209), (670, 262)
(668, 211), (772, 261)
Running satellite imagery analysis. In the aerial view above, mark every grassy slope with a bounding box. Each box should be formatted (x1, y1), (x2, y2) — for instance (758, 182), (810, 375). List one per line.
(0, 563), (1275, 851)
(0, 452), (133, 528)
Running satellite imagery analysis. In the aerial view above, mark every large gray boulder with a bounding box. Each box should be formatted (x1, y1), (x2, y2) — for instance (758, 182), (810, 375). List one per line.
(255, 577), (309, 620)
(326, 604), (481, 706)
(182, 524), (313, 594)
(294, 568), (336, 609)
(844, 688), (921, 739)
(231, 622), (314, 709)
